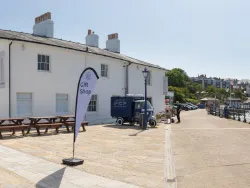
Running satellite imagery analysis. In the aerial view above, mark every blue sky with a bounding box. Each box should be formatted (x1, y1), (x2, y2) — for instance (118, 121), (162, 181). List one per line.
(1, 0), (250, 79)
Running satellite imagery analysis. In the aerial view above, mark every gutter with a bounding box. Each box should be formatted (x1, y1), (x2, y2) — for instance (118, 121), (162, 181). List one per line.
(8, 41), (13, 118)
(0, 37), (168, 71)
(124, 62), (132, 95)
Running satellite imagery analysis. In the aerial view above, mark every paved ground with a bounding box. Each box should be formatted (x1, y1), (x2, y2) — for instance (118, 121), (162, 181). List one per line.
(0, 145), (138, 188)
(0, 123), (165, 188)
(171, 109), (250, 188)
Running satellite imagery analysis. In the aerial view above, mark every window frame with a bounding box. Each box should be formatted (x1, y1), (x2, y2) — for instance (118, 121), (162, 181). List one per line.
(101, 64), (108, 77)
(37, 54), (51, 72)
(0, 56), (4, 87)
(0, 51), (4, 88)
(56, 93), (69, 115)
(87, 94), (98, 112)
(16, 92), (33, 117)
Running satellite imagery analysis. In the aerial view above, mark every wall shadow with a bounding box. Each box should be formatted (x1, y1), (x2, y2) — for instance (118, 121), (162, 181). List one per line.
(36, 167), (66, 188)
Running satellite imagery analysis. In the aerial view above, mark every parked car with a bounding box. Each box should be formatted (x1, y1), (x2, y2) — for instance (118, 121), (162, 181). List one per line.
(185, 104), (196, 110)
(180, 103), (190, 111)
(186, 103), (198, 110)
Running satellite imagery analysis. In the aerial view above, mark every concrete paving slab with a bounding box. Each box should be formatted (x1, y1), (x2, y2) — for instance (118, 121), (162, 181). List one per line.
(1, 123), (165, 188)
(171, 109), (250, 188)
(0, 145), (138, 188)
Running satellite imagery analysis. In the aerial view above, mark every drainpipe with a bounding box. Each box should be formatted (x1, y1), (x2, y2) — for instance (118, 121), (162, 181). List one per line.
(124, 62), (132, 96)
(9, 41), (13, 118)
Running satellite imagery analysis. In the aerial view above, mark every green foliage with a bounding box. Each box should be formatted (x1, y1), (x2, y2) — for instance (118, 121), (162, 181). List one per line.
(167, 68), (203, 103)
(166, 69), (185, 87)
(172, 68), (190, 82)
(186, 98), (199, 104)
(206, 85), (216, 95)
(234, 89), (247, 101)
(168, 86), (186, 103)
(166, 68), (247, 104)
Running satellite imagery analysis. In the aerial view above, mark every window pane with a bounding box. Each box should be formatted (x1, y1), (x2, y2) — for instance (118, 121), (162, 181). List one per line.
(38, 55), (41, 62)
(101, 64), (105, 70)
(45, 63), (49, 71)
(42, 55), (45, 62)
(38, 63), (41, 70)
(41, 63), (45, 70)
(101, 64), (108, 77)
(46, 56), (49, 63)
(88, 95), (97, 111)
(92, 95), (97, 100)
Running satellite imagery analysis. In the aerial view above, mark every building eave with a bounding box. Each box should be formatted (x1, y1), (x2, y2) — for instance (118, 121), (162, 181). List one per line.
(0, 31), (168, 71)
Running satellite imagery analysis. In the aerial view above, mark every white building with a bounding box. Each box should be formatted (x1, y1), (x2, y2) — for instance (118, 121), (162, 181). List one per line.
(0, 12), (168, 124)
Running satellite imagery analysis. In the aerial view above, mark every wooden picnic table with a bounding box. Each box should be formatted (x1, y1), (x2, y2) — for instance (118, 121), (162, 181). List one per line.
(28, 116), (58, 124)
(27, 116), (62, 135)
(0, 117), (24, 125)
(0, 118), (28, 138)
(57, 115), (87, 132)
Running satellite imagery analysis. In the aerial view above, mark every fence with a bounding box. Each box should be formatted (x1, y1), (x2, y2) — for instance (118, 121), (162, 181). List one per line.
(207, 105), (250, 123)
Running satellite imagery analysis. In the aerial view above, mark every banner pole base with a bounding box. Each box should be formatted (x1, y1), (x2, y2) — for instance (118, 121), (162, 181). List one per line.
(62, 158), (84, 166)
(62, 141), (84, 166)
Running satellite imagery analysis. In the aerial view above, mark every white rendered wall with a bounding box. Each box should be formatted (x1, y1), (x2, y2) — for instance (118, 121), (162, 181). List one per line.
(0, 39), (166, 123)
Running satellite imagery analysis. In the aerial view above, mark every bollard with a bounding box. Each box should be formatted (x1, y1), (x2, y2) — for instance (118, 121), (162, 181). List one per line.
(233, 108), (235, 120)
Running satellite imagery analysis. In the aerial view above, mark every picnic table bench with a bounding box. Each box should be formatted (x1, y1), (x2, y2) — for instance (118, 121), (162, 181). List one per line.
(0, 118), (29, 139)
(27, 116), (63, 136)
(57, 115), (87, 132)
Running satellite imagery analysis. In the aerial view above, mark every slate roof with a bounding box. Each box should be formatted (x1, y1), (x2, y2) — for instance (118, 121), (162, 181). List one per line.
(0, 29), (167, 71)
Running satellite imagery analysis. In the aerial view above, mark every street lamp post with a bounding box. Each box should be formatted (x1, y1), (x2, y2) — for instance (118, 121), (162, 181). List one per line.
(142, 67), (149, 130)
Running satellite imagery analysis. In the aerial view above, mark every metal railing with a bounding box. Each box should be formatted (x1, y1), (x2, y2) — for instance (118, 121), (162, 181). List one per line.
(208, 105), (250, 123)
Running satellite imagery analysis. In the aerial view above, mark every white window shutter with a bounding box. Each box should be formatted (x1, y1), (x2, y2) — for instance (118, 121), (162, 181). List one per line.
(56, 94), (69, 115)
(17, 93), (33, 117)
(0, 51), (4, 87)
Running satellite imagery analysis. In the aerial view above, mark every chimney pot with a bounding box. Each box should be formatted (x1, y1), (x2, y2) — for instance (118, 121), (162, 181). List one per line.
(35, 12), (51, 24)
(108, 33), (118, 40)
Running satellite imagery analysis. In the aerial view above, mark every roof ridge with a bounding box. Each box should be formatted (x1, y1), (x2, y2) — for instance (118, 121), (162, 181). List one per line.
(0, 29), (167, 71)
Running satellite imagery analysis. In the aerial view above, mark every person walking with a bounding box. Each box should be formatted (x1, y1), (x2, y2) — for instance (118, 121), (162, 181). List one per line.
(176, 101), (181, 123)
(165, 103), (172, 124)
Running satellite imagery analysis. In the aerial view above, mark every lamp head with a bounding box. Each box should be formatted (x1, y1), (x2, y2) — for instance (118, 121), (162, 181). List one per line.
(142, 67), (149, 79)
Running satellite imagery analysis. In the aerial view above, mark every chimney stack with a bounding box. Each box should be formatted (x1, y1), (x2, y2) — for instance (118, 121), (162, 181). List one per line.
(106, 33), (120, 53)
(85, 29), (99, 47)
(33, 12), (54, 38)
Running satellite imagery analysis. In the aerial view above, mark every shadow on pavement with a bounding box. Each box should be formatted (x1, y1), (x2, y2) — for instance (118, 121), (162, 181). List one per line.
(104, 124), (143, 130)
(129, 130), (145, 136)
(36, 167), (66, 188)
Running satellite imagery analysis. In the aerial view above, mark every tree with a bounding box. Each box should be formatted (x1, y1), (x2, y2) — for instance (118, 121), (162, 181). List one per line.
(172, 68), (190, 82)
(166, 69), (185, 87)
(168, 86), (186, 103)
(234, 89), (247, 101)
(206, 85), (216, 96)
